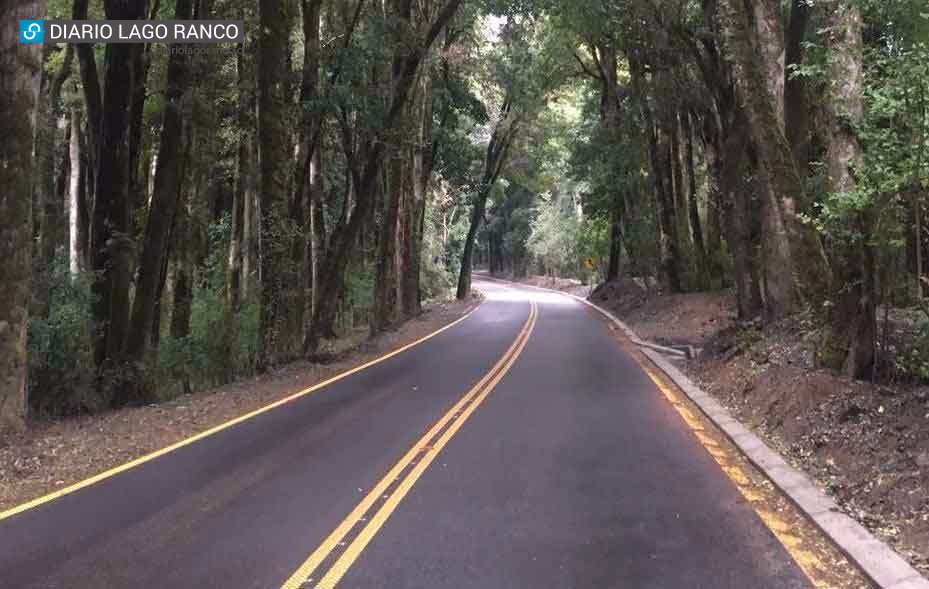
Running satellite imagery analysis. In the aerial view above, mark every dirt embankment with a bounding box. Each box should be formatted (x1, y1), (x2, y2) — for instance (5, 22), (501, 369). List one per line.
(591, 278), (929, 577)
(0, 297), (478, 513)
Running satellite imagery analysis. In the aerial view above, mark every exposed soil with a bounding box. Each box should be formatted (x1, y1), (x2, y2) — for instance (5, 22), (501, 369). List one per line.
(590, 278), (734, 347)
(591, 278), (929, 578)
(0, 297), (479, 513)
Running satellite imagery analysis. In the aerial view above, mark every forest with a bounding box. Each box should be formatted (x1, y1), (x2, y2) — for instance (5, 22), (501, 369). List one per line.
(2, 0), (929, 429)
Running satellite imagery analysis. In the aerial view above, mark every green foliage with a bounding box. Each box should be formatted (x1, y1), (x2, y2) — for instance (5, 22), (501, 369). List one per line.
(155, 294), (260, 398)
(576, 215), (610, 283)
(155, 216), (260, 397)
(421, 194), (459, 301)
(341, 262), (375, 327)
(805, 33), (929, 303)
(526, 194), (580, 276)
(894, 304), (929, 381)
(27, 256), (101, 416)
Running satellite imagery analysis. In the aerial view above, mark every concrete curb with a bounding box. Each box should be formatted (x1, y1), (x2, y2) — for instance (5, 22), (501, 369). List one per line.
(641, 350), (927, 589)
(476, 274), (928, 589)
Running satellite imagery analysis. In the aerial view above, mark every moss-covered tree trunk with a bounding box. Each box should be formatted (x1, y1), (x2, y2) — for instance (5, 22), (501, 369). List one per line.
(784, 0), (810, 172)
(821, 0), (875, 379)
(35, 46), (73, 280)
(684, 111), (707, 282)
(257, 0), (295, 367)
(91, 0), (146, 371)
(126, 0), (192, 364)
(402, 73), (433, 318)
(373, 152), (407, 332)
(654, 124), (683, 292)
(0, 0), (45, 430)
(714, 119), (763, 319)
(718, 0), (827, 319)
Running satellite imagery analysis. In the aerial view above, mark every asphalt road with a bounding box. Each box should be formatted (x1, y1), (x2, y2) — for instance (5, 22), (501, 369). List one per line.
(0, 280), (811, 588)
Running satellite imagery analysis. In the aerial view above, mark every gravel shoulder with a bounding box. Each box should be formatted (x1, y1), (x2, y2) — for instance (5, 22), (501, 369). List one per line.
(0, 297), (479, 513)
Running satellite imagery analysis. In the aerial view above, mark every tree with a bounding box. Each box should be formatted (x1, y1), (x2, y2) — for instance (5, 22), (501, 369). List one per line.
(0, 0), (46, 428)
(457, 98), (520, 298)
(257, 0), (297, 367)
(820, 0), (875, 378)
(304, 0), (464, 353)
(90, 0), (147, 371)
(125, 0), (193, 367)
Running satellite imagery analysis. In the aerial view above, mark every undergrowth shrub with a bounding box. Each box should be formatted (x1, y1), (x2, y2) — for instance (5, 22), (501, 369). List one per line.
(155, 216), (260, 398)
(155, 294), (260, 398)
(894, 305), (929, 382)
(27, 255), (102, 416)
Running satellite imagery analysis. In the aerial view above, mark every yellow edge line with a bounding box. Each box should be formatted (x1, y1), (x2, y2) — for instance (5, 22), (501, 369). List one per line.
(0, 300), (485, 523)
(314, 303), (538, 589)
(636, 361), (829, 587)
(280, 303), (536, 589)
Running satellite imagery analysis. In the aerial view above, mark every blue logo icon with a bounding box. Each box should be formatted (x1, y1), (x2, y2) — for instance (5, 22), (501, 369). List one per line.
(20, 20), (44, 43)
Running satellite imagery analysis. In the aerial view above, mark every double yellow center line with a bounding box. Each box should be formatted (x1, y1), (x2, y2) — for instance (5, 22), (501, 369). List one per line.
(281, 302), (539, 589)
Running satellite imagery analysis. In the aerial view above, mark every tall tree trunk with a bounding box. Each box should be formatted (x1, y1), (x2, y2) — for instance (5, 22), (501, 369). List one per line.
(629, 59), (682, 292)
(373, 154), (406, 332)
(36, 46), (73, 276)
(69, 108), (83, 277)
(72, 0), (101, 200)
(457, 98), (518, 299)
(821, 0), (874, 379)
(150, 238), (170, 349)
(373, 0), (413, 334)
(306, 0), (464, 352)
(91, 0), (146, 370)
(718, 0), (827, 319)
(170, 198), (193, 340)
(125, 0), (192, 364)
(402, 189), (426, 315)
(228, 22), (252, 310)
(751, 0), (785, 123)
(257, 0), (295, 367)
(685, 111), (706, 280)
(457, 194), (485, 299)
(596, 41), (625, 284)
(655, 125), (683, 292)
(402, 72), (434, 318)
(607, 194), (623, 281)
(669, 114), (691, 258)
(228, 146), (246, 310)
(710, 112), (763, 318)
(702, 127), (725, 284)
(0, 0), (44, 429)
(784, 0), (810, 172)
(720, 0), (802, 320)
(128, 43), (150, 220)
(242, 144), (258, 300)
(296, 0), (322, 324)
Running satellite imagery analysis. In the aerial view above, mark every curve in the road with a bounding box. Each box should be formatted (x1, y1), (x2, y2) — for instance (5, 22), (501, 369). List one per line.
(282, 302), (538, 589)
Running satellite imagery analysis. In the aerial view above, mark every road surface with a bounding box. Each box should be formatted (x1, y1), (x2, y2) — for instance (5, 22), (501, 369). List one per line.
(0, 280), (812, 588)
